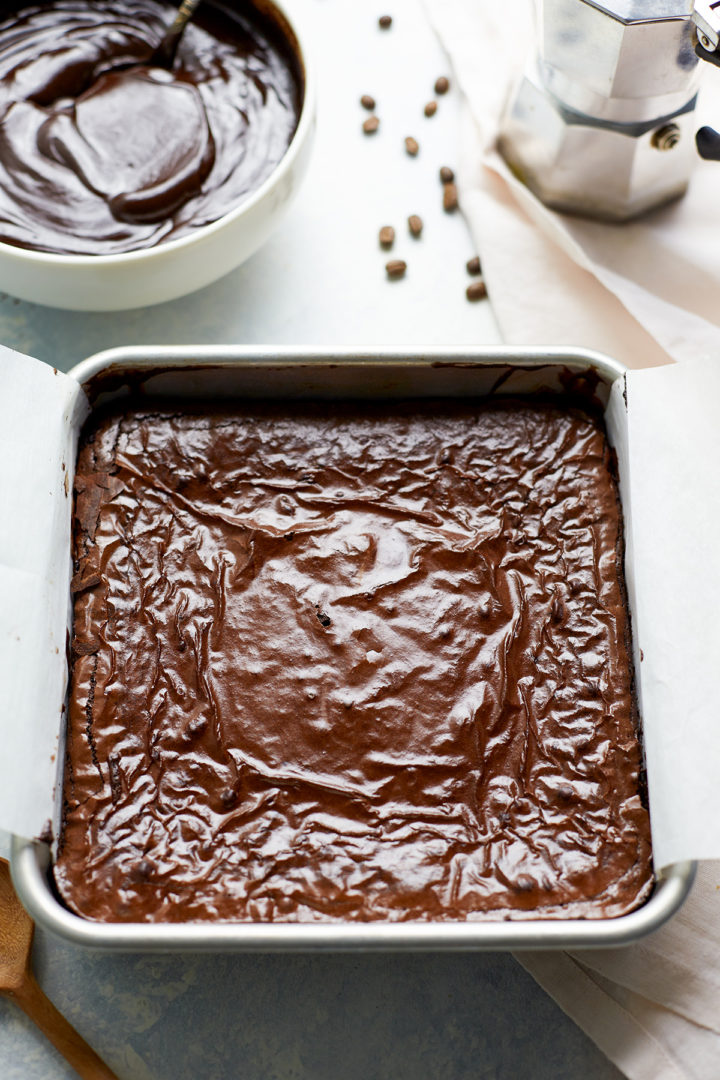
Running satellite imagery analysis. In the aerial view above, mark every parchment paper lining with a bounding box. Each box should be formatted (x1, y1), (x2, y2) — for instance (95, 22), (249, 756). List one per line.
(1, 350), (716, 873)
(0, 346), (87, 841)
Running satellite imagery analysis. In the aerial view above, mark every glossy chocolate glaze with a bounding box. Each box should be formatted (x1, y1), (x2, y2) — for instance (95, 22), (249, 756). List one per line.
(0, 1), (301, 254)
(56, 400), (653, 923)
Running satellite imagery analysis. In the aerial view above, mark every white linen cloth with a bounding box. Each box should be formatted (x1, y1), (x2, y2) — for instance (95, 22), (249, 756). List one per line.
(422, 2), (720, 1077)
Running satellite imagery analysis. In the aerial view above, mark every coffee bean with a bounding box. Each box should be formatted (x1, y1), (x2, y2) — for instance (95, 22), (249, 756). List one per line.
(424, 100), (437, 118)
(466, 255), (481, 275)
(466, 280), (488, 301)
(386, 259), (407, 279)
(405, 136), (419, 156)
(360, 94), (376, 111)
(439, 165), (455, 184)
(363, 115), (380, 135)
(443, 181), (458, 212)
(379, 225), (395, 248)
(435, 75), (450, 95)
(379, 14), (392, 28)
(408, 214), (423, 237)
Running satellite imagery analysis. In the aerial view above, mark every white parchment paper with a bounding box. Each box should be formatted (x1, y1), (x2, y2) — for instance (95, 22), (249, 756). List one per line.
(624, 358), (720, 870)
(0, 351), (717, 870)
(0, 347), (87, 840)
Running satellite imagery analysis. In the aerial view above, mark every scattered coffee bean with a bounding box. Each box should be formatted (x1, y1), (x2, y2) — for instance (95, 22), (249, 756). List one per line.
(405, 136), (419, 156)
(466, 280), (488, 301)
(361, 94), (376, 111)
(379, 14), (392, 28)
(443, 181), (458, 212)
(379, 225), (395, 248)
(424, 100), (437, 118)
(363, 115), (380, 135)
(435, 75), (450, 95)
(408, 214), (423, 237)
(466, 255), (482, 275)
(386, 259), (407, 279)
(439, 165), (454, 184)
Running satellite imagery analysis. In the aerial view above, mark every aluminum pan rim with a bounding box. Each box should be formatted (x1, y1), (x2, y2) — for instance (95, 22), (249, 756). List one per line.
(67, 343), (629, 386)
(12, 837), (694, 951)
(11, 344), (696, 951)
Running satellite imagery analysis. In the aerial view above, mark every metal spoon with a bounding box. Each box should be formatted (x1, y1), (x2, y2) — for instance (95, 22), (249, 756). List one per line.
(153, 0), (204, 68)
(97, 0), (204, 77)
(0, 858), (119, 1080)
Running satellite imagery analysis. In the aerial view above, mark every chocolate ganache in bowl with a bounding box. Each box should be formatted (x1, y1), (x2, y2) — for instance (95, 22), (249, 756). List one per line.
(0, 0), (312, 307)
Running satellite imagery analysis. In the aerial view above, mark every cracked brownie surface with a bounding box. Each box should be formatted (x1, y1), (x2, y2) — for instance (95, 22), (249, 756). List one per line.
(56, 400), (652, 923)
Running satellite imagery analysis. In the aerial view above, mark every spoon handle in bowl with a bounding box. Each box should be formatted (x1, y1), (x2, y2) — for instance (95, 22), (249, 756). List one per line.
(155, 0), (204, 66)
(7, 972), (120, 1080)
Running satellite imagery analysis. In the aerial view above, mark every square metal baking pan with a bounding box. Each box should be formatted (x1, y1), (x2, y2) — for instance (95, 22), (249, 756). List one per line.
(11, 345), (695, 951)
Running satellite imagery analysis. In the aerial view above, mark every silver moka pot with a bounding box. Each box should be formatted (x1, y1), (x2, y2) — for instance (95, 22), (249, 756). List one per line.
(499, 1), (720, 221)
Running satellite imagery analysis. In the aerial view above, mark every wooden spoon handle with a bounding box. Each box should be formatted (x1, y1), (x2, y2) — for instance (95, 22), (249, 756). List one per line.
(10, 972), (120, 1080)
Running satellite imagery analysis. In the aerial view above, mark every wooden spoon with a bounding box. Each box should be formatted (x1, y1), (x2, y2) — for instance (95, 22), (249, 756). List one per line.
(0, 858), (120, 1080)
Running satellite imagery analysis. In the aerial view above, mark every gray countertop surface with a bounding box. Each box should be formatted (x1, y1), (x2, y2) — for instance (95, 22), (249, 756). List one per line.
(0, 1), (625, 1076)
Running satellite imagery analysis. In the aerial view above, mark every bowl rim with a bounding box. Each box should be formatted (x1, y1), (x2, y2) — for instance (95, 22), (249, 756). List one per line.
(0, 0), (316, 267)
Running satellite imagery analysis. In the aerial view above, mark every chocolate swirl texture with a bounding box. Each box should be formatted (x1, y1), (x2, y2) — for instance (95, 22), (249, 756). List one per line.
(0, 1), (301, 254)
(56, 401), (653, 923)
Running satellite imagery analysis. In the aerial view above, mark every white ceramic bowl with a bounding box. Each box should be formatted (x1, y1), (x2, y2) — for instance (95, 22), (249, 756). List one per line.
(0, 0), (315, 312)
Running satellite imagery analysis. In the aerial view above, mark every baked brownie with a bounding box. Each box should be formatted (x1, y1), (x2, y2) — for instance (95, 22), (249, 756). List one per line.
(55, 400), (653, 922)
